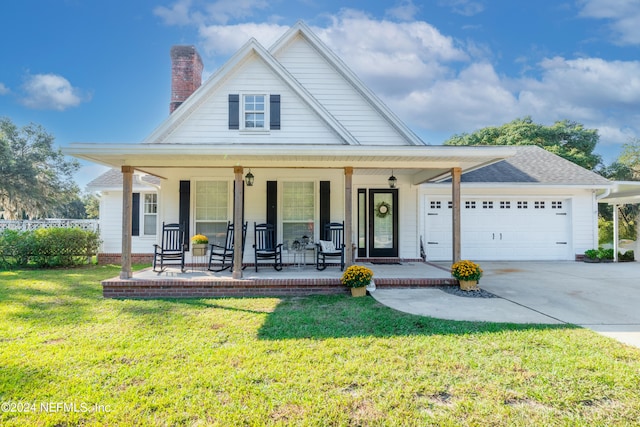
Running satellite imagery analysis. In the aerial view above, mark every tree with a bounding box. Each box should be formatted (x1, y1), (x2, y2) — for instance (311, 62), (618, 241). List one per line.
(83, 193), (100, 219)
(596, 138), (640, 243)
(0, 117), (80, 219)
(618, 137), (640, 179)
(444, 117), (602, 170)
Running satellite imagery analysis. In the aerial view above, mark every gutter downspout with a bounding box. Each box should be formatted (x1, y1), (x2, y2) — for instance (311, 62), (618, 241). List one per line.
(595, 188), (612, 253)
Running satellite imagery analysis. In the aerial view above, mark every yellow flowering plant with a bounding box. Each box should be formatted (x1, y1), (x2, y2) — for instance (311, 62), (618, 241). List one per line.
(451, 260), (483, 281)
(341, 265), (374, 288)
(191, 234), (209, 244)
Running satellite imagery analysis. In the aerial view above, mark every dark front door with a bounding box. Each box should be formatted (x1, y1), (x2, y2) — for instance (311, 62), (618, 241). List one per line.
(369, 189), (398, 257)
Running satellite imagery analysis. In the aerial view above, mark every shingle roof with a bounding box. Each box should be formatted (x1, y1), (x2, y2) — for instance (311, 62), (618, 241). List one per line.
(460, 145), (611, 185)
(86, 169), (161, 190)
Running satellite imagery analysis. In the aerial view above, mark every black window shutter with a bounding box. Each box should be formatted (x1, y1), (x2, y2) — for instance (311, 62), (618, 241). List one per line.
(229, 94), (239, 130)
(132, 193), (140, 236)
(266, 181), (277, 236)
(179, 180), (190, 248)
(319, 181), (330, 239)
(270, 94), (280, 130)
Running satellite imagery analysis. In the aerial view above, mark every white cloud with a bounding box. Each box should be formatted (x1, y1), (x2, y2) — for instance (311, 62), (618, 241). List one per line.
(385, 0), (420, 21)
(0, 83), (9, 95)
(155, 0), (270, 26)
(198, 22), (288, 55)
(153, 3), (639, 151)
(438, 0), (485, 17)
(312, 12), (469, 97)
(203, 0), (270, 25)
(154, 0), (195, 26)
(579, 0), (640, 45)
(20, 73), (87, 111)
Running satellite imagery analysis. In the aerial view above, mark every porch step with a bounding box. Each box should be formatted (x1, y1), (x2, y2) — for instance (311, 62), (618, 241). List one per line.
(102, 276), (457, 298)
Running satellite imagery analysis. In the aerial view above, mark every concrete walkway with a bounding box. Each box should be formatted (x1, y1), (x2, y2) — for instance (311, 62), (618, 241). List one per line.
(372, 261), (640, 349)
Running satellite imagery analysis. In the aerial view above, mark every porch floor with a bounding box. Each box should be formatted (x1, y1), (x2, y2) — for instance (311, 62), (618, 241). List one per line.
(102, 260), (456, 298)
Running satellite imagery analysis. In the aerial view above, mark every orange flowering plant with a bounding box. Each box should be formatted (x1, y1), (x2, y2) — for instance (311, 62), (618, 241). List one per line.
(341, 265), (374, 288)
(191, 234), (209, 244)
(451, 260), (483, 281)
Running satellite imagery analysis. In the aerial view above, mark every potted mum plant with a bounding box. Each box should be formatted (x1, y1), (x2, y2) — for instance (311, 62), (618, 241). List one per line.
(451, 260), (483, 291)
(341, 265), (373, 297)
(191, 234), (209, 257)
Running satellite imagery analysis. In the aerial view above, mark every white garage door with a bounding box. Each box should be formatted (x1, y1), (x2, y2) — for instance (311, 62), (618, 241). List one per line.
(424, 198), (571, 261)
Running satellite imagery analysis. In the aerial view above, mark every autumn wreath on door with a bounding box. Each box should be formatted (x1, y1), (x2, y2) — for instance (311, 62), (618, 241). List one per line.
(375, 201), (392, 218)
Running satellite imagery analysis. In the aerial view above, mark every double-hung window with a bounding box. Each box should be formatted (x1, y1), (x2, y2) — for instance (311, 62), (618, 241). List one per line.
(229, 94), (280, 130)
(195, 181), (229, 247)
(244, 95), (265, 129)
(143, 194), (157, 235)
(282, 181), (315, 250)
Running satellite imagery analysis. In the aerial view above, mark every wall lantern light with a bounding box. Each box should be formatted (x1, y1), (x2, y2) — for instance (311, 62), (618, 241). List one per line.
(245, 169), (254, 186)
(388, 170), (397, 189)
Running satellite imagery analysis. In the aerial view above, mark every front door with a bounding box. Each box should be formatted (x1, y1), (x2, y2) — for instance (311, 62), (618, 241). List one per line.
(369, 189), (398, 257)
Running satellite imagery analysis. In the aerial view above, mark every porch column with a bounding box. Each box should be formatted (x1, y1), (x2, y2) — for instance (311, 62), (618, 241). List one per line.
(451, 167), (462, 263)
(233, 166), (244, 279)
(613, 203), (619, 262)
(344, 167), (354, 267)
(120, 166), (134, 279)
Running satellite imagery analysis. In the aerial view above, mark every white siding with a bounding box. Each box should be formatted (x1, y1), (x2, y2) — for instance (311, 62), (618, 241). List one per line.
(157, 168), (347, 264)
(158, 53), (344, 145)
(98, 191), (158, 254)
(275, 36), (410, 146)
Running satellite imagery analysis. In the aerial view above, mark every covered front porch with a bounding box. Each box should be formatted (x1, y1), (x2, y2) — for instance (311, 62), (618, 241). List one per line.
(102, 259), (456, 298)
(67, 143), (518, 286)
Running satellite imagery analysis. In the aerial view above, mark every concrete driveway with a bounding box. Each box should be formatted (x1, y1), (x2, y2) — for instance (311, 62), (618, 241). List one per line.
(372, 261), (640, 349)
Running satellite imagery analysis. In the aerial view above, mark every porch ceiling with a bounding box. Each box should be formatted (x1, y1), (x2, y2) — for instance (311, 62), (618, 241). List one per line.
(65, 143), (516, 183)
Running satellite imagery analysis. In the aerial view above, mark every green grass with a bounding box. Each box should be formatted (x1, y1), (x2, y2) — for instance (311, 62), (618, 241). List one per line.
(1, 266), (640, 426)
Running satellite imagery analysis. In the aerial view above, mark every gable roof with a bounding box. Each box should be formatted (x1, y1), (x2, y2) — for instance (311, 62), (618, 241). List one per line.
(269, 21), (425, 146)
(143, 21), (424, 147)
(452, 146), (611, 186)
(144, 36), (359, 145)
(86, 169), (160, 192)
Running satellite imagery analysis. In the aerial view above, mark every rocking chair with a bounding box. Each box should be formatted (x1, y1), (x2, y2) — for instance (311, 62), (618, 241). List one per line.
(153, 222), (187, 272)
(253, 223), (283, 271)
(316, 221), (345, 271)
(208, 221), (247, 272)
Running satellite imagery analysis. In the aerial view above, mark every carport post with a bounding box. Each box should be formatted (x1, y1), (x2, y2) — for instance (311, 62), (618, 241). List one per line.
(120, 165), (134, 279)
(452, 167), (461, 263)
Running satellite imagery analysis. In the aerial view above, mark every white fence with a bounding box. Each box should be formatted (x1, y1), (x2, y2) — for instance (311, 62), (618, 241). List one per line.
(0, 219), (99, 232)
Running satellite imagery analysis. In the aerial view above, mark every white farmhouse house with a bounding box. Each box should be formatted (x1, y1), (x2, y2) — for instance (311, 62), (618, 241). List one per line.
(67, 21), (612, 281)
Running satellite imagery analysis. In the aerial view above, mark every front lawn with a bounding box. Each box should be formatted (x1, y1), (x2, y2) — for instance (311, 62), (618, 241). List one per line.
(1, 266), (639, 426)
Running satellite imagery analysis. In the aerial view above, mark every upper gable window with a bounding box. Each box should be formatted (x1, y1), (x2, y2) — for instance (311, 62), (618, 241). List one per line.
(244, 95), (265, 129)
(229, 94), (280, 131)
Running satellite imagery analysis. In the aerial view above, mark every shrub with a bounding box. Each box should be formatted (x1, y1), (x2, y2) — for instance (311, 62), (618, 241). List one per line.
(0, 227), (100, 268)
(597, 247), (614, 260)
(619, 250), (635, 262)
(584, 249), (599, 260)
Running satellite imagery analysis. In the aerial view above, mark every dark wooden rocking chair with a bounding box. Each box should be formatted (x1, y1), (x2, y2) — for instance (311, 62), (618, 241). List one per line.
(207, 221), (247, 272)
(253, 223), (283, 272)
(153, 222), (187, 272)
(316, 221), (345, 271)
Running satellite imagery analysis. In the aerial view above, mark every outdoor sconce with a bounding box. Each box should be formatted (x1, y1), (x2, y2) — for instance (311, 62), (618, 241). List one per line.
(388, 170), (397, 189)
(245, 169), (254, 186)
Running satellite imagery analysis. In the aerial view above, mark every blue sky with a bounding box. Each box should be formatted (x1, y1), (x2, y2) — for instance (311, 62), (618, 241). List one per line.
(2, 0), (639, 189)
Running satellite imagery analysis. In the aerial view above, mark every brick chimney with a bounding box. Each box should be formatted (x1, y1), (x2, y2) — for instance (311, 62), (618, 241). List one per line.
(170, 45), (204, 114)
